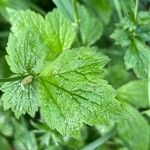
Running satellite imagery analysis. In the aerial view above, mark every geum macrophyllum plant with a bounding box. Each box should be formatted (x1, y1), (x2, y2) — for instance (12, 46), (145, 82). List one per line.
(0, 3), (125, 136)
(0, 0), (149, 149)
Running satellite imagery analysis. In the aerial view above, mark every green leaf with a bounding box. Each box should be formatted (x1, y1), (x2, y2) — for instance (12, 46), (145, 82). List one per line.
(117, 102), (150, 150)
(77, 4), (103, 46)
(124, 38), (150, 78)
(53, 1), (103, 46)
(119, 0), (136, 18)
(7, 8), (76, 60)
(0, 31), (45, 118)
(110, 29), (131, 47)
(45, 9), (76, 56)
(105, 64), (134, 89)
(138, 11), (150, 42)
(52, 0), (75, 22)
(7, 8), (45, 37)
(0, 106), (14, 137)
(0, 79), (39, 118)
(81, 0), (112, 25)
(39, 47), (124, 136)
(13, 119), (37, 150)
(117, 80), (149, 108)
(6, 31), (47, 75)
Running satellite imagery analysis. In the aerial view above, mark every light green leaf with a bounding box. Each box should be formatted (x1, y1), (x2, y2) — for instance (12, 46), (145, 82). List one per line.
(78, 4), (103, 46)
(124, 38), (150, 78)
(117, 80), (149, 108)
(0, 79), (39, 118)
(39, 47), (124, 136)
(45, 9), (76, 54)
(117, 102), (150, 150)
(6, 31), (47, 75)
(7, 8), (45, 37)
(0, 31), (45, 118)
(52, 0), (74, 22)
(7, 8), (76, 60)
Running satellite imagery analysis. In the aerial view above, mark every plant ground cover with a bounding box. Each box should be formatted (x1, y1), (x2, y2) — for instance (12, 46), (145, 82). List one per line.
(0, 0), (150, 150)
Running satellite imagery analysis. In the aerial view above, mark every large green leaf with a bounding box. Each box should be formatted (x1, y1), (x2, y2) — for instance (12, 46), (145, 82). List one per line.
(39, 47), (124, 136)
(117, 102), (150, 150)
(117, 80), (149, 108)
(7, 8), (76, 60)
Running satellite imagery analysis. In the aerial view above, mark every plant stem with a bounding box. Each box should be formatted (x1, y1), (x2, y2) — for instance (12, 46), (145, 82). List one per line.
(0, 76), (24, 82)
(148, 66), (150, 107)
(113, 0), (123, 22)
(81, 127), (116, 150)
(134, 0), (139, 20)
(72, 0), (83, 45)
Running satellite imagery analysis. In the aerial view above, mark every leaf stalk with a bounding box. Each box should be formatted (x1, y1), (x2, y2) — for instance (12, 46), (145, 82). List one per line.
(0, 76), (25, 82)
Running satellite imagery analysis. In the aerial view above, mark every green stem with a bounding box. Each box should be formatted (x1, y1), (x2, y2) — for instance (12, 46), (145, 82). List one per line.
(148, 66), (150, 107)
(81, 127), (116, 150)
(134, 0), (139, 20)
(0, 76), (24, 82)
(113, 0), (123, 22)
(72, 0), (83, 45)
